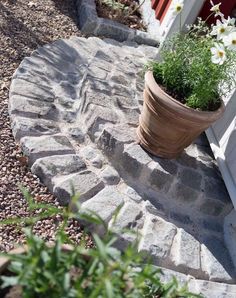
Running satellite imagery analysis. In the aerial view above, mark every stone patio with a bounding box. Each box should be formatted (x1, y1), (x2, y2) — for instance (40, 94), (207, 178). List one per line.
(9, 36), (236, 297)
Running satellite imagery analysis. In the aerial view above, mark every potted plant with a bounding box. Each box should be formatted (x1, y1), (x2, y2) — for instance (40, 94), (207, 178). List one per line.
(0, 191), (201, 298)
(137, 0), (236, 159)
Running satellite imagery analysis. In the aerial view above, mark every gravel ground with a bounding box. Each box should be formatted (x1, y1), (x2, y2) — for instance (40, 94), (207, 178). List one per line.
(0, 0), (94, 251)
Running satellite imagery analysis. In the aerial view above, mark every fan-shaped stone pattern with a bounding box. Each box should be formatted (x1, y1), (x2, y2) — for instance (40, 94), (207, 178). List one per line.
(9, 36), (236, 290)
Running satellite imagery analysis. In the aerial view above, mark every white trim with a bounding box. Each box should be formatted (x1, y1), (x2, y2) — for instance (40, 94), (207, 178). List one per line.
(140, 0), (161, 40)
(206, 127), (236, 210)
(206, 89), (236, 209)
(160, 0), (205, 41)
(158, 0), (236, 210)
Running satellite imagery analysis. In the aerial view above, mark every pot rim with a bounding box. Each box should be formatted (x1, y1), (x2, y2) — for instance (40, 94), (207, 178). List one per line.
(145, 71), (225, 120)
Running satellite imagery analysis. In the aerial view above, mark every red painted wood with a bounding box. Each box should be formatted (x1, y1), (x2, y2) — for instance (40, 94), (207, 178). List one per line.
(151, 0), (236, 26)
(155, 0), (170, 20)
(151, 0), (159, 10)
(199, 0), (236, 25)
(160, 0), (172, 22)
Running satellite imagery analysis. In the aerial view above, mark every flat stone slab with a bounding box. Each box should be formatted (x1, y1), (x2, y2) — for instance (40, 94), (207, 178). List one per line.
(9, 36), (236, 289)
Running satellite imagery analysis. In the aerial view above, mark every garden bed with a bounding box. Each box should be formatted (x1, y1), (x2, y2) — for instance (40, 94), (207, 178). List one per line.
(76, 0), (159, 46)
(95, 0), (147, 32)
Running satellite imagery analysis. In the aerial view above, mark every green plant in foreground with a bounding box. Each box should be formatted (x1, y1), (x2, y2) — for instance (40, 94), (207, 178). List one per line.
(147, 1), (236, 111)
(0, 189), (203, 298)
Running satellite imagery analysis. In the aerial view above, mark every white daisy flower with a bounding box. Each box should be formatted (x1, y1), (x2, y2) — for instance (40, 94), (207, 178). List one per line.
(211, 43), (226, 65)
(210, 1), (224, 18)
(222, 16), (236, 26)
(210, 19), (231, 40)
(223, 32), (236, 51)
(169, 0), (184, 16)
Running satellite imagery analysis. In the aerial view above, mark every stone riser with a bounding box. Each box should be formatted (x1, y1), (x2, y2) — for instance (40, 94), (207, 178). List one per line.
(8, 36), (236, 291)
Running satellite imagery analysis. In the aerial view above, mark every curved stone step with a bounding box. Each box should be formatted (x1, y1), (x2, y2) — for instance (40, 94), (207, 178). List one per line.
(159, 267), (236, 298)
(31, 154), (86, 192)
(80, 184), (236, 283)
(53, 171), (105, 206)
(20, 135), (75, 166)
(8, 36), (236, 290)
(98, 126), (232, 221)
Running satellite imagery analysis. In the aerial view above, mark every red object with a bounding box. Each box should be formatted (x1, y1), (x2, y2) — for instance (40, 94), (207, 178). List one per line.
(151, 0), (159, 9)
(160, 0), (172, 22)
(152, 0), (172, 22)
(151, 0), (236, 25)
(198, 0), (236, 25)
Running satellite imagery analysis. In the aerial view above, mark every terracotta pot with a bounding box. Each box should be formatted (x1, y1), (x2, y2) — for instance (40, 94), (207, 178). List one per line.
(137, 71), (225, 159)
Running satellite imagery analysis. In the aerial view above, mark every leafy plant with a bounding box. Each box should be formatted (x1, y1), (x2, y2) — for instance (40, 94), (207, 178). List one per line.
(0, 189), (203, 298)
(147, 1), (236, 111)
(99, 0), (145, 19)
(99, 0), (128, 13)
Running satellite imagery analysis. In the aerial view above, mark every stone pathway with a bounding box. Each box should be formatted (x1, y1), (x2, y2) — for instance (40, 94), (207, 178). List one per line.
(9, 36), (236, 297)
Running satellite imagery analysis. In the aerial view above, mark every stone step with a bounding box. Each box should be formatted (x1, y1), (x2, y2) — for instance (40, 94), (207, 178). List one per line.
(54, 170), (104, 206)
(20, 135), (75, 166)
(98, 124), (232, 221)
(79, 184), (236, 284)
(11, 116), (59, 141)
(8, 35), (236, 291)
(137, 212), (236, 283)
(31, 154), (86, 192)
(159, 267), (236, 298)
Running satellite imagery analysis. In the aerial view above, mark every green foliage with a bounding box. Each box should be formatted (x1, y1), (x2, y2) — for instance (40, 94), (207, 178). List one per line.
(100, 0), (128, 12)
(0, 189), (203, 298)
(147, 19), (236, 111)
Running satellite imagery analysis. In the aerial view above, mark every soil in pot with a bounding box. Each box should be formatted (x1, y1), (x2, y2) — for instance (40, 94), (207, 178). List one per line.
(157, 82), (221, 112)
(95, 0), (147, 31)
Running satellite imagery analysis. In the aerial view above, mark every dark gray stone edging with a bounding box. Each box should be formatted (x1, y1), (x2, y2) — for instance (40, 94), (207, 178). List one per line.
(76, 0), (159, 46)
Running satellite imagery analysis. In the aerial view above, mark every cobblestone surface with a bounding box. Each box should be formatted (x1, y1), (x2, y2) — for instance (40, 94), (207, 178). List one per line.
(9, 36), (236, 293)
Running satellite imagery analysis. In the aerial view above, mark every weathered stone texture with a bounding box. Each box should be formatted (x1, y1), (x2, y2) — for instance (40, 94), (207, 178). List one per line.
(139, 216), (177, 266)
(201, 236), (236, 283)
(98, 125), (135, 156)
(9, 36), (236, 288)
(81, 186), (124, 223)
(110, 201), (143, 231)
(170, 228), (201, 275)
(20, 135), (75, 166)
(54, 171), (104, 205)
(101, 166), (120, 185)
(10, 78), (54, 102)
(12, 117), (59, 141)
(31, 155), (86, 191)
(9, 95), (58, 120)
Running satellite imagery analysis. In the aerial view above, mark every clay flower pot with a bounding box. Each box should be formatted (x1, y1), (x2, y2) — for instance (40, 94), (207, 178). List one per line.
(137, 71), (225, 159)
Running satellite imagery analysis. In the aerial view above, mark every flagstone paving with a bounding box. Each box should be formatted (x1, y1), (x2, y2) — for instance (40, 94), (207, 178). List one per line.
(9, 36), (236, 296)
